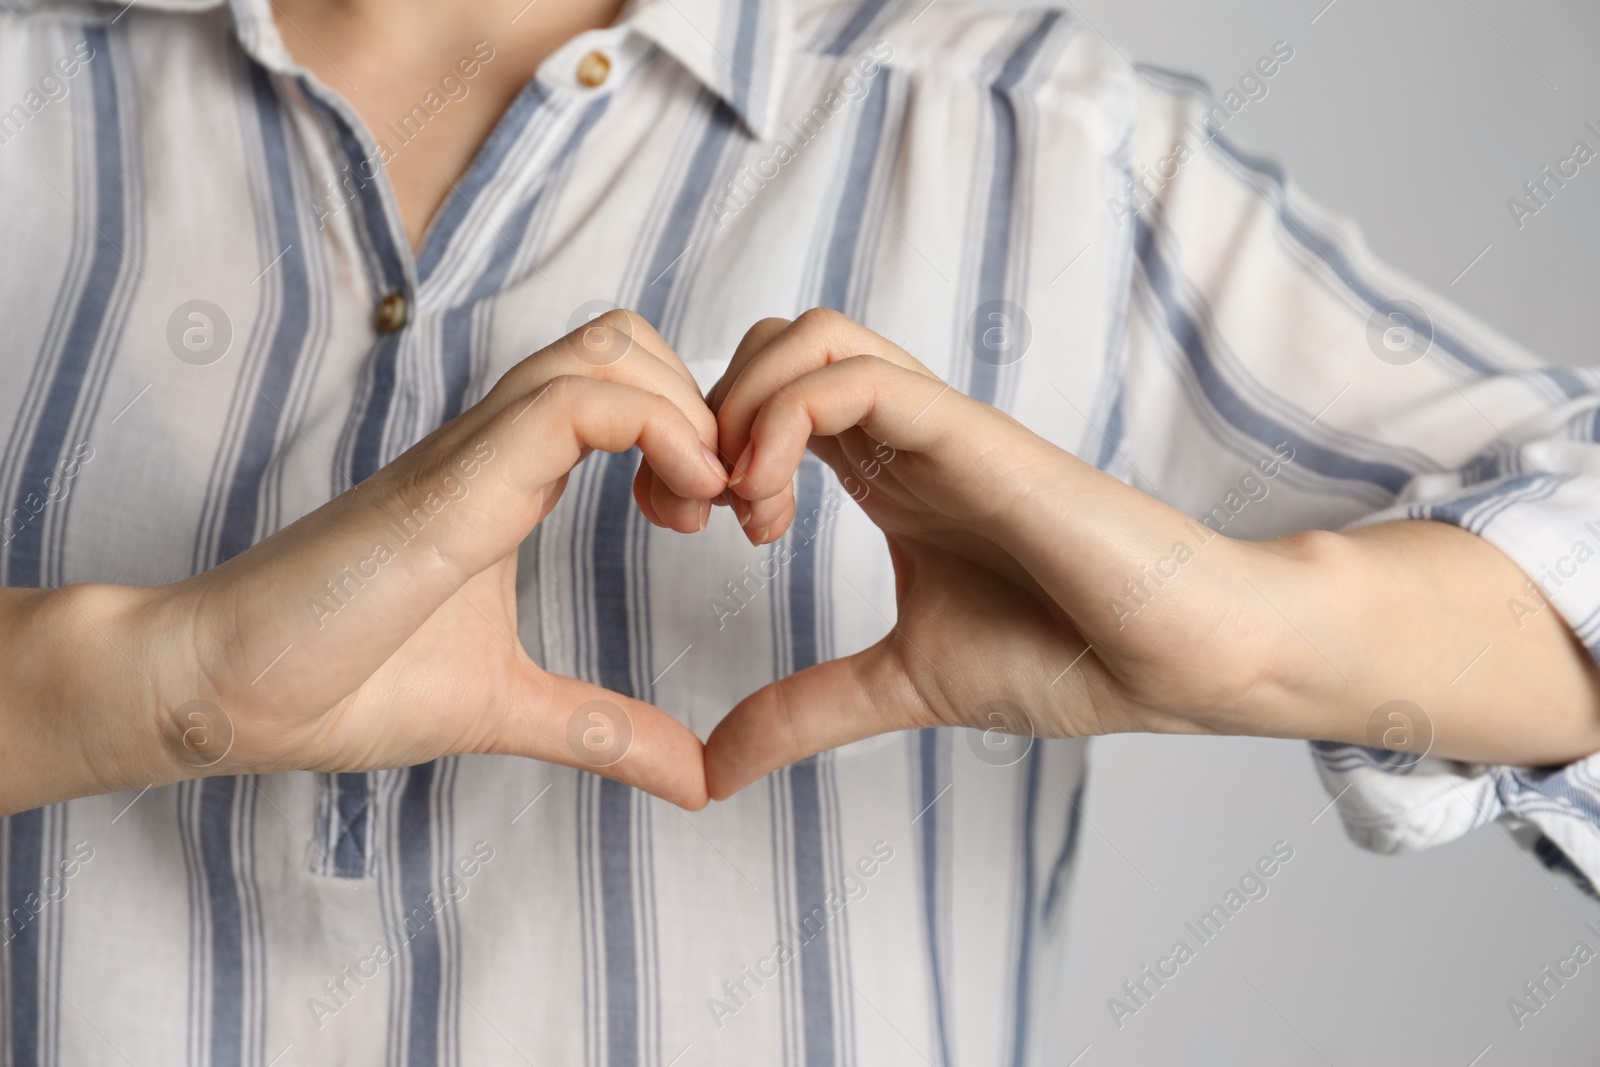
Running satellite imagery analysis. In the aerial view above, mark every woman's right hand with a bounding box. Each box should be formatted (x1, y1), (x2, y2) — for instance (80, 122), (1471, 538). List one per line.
(2, 310), (726, 814)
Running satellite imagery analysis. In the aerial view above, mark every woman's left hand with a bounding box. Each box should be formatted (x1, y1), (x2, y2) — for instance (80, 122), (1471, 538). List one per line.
(696, 309), (1307, 799)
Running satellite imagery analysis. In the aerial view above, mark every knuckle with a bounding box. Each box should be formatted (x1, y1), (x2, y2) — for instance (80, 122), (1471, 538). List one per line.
(740, 316), (792, 350)
(516, 340), (567, 374)
(484, 350), (549, 403)
(646, 389), (677, 419)
(768, 676), (807, 760)
(588, 307), (639, 344)
(772, 374), (812, 409)
(614, 307), (672, 352)
(634, 389), (680, 437)
(765, 388), (804, 425)
(536, 374), (589, 413)
(564, 306), (632, 336)
(793, 306), (845, 334)
(611, 306), (652, 336)
(384, 446), (459, 530)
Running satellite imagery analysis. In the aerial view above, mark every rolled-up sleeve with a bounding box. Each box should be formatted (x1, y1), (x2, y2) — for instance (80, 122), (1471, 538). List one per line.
(1110, 61), (1600, 891)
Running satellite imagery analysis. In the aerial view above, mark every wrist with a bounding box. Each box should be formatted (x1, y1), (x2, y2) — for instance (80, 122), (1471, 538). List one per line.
(994, 454), (1339, 738)
(0, 582), (196, 814)
(1226, 529), (1372, 744)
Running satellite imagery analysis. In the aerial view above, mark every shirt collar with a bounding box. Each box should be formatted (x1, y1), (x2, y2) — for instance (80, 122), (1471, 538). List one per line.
(66, 0), (791, 140)
(621, 0), (791, 138)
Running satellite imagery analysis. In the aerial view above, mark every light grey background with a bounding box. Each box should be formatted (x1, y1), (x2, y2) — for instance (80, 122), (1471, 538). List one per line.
(1006, 1), (1600, 1064)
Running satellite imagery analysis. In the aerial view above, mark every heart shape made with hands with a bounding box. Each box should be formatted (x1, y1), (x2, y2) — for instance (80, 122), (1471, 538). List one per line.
(219, 305), (1221, 822)
(554, 306), (1526, 812)
(606, 307), (1130, 807)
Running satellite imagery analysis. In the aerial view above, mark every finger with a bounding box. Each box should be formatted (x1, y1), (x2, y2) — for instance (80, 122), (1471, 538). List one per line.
(699, 317), (793, 528)
(716, 455), (791, 544)
(636, 447), (718, 532)
(737, 485), (795, 547)
(716, 308), (934, 483)
(377, 309), (718, 535)
(649, 459), (711, 533)
(715, 333), (804, 541)
(588, 307), (701, 393)
(703, 641), (921, 799)
(630, 423), (711, 535)
(632, 462), (666, 528)
(702, 316), (806, 529)
(460, 307), (720, 537)
(551, 310), (723, 527)
(480, 309), (716, 447)
(727, 355), (957, 543)
(490, 325), (725, 534)
(728, 354), (951, 510)
(493, 376), (726, 526)
(521, 669), (710, 809)
(225, 378), (727, 711)
(635, 454), (720, 534)
(707, 316), (793, 417)
(561, 311), (720, 487)
(555, 306), (702, 398)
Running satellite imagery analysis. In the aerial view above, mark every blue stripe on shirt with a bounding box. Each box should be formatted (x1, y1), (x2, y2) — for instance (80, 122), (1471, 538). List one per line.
(3, 27), (122, 1066)
(1133, 213), (1417, 495)
(1135, 63), (1586, 405)
(6, 24), (123, 589)
(216, 61), (314, 562)
(415, 83), (552, 286)
(968, 11), (1064, 407)
(915, 730), (952, 1067)
(199, 777), (246, 1067)
(399, 761), (443, 1067)
(1007, 746), (1043, 1067)
(818, 71), (890, 314)
(636, 98), (740, 327)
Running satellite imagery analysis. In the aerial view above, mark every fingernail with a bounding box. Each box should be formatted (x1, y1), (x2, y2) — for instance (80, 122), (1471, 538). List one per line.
(702, 444), (726, 482)
(727, 441), (754, 488)
(747, 524), (769, 546)
(698, 499), (711, 532)
(712, 489), (732, 508)
(733, 497), (752, 526)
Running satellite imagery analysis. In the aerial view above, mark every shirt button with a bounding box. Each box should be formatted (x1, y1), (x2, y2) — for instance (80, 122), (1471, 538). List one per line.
(576, 50), (611, 88)
(375, 291), (408, 333)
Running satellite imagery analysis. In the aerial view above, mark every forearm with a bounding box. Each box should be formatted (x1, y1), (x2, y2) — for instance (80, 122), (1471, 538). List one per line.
(0, 583), (182, 815)
(990, 435), (1600, 762)
(1246, 520), (1600, 765)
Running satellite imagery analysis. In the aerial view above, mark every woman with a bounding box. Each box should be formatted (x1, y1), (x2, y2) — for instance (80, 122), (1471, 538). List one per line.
(0, 0), (1597, 1062)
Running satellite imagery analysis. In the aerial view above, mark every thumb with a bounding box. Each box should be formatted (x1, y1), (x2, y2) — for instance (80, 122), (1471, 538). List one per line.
(704, 642), (920, 800)
(514, 669), (711, 810)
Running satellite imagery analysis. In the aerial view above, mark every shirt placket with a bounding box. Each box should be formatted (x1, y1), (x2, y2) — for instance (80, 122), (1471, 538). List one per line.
(237, 21), (641, 877)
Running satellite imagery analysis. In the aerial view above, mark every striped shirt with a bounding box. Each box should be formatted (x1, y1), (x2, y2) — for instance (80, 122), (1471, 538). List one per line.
(2, 0), (1600, 1063)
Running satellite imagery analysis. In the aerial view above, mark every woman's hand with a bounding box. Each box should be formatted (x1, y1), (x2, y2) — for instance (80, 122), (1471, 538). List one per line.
(697, 309), (1600, 800)
(693, 309), (1271, 797)
(6, 311), (727, 814)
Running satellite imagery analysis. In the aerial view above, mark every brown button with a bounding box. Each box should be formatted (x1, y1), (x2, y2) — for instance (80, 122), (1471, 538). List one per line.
(576, 50), (611, 89)
(375, 291), (408, 333)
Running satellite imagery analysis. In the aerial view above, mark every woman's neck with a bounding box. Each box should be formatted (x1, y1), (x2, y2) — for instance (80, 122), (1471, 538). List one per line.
(273, 0), (629, 250)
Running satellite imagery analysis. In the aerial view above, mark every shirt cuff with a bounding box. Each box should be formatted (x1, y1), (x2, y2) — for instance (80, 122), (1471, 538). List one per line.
(1310, 743), (1600, 897)
(1314, 447), (1600, 894)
